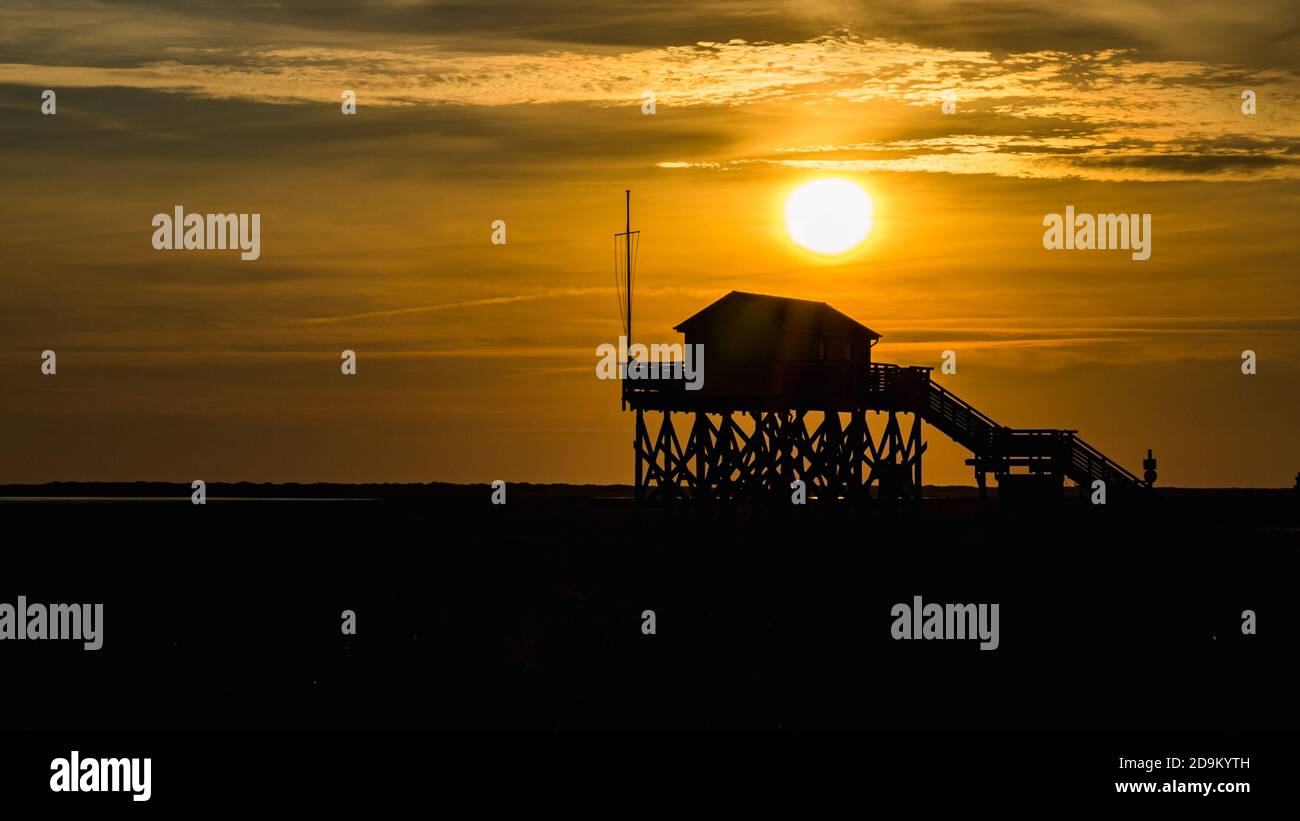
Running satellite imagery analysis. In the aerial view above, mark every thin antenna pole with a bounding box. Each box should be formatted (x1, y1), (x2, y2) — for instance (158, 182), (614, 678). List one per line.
(625, 190), (632, 353)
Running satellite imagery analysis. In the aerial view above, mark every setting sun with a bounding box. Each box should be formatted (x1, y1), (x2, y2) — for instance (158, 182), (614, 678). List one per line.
(784, 178), (874, 255)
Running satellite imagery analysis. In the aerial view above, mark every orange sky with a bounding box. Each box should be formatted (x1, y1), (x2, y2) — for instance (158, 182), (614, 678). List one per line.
(1, 1), (1297, 486)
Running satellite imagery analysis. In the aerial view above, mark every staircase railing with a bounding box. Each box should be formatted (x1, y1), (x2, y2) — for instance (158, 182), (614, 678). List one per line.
(924, 381), (1001, 451)
(1069, 435), (1144, 488)
(923, 380), (1147, 492)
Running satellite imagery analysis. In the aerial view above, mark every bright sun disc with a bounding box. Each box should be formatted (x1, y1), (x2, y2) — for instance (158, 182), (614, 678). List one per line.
(784, 178), (874, 255)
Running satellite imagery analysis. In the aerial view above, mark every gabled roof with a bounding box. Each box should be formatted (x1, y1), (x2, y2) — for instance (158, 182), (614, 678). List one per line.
(674, 291), (881, 339)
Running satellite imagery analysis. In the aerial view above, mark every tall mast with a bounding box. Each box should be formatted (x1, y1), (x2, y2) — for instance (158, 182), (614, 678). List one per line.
(615, 190), (639, 404)
(625, 190), (632, 353)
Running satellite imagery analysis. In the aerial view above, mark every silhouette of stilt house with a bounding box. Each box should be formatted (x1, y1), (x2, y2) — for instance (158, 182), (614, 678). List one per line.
(614, 193), (1153, 504)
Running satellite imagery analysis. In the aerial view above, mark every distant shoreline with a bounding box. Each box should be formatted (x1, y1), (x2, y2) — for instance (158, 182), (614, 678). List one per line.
(0, 482), (1291, 501)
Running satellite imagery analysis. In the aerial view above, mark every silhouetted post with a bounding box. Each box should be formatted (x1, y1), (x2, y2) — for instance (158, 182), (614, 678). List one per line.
(626, 190), (632, 354)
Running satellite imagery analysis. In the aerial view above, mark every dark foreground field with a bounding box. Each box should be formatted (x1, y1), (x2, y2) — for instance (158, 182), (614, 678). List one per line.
(2, 485), (1296, 735)
(3, 485), (1297, 805)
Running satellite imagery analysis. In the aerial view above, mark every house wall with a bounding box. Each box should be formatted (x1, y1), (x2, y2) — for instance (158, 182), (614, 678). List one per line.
(681, 327), (875, 398)
(686, 329), (871, 365)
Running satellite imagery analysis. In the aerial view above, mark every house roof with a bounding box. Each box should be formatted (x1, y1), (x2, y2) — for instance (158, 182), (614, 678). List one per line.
(674, 291), (881, 339)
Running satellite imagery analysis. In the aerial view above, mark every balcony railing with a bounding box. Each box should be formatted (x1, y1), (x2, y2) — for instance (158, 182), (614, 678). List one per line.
(622, 359), (933, 408)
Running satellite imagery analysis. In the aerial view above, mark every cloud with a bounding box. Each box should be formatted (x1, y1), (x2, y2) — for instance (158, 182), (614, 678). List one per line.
(298, 287), (613, 324)
(3, 28), (1296, 181)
